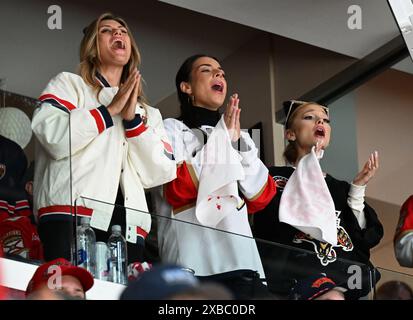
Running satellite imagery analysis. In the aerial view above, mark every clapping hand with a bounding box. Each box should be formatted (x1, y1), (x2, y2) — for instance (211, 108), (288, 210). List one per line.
(224, 93), (241, 142)
(121, 70), (141, 121)
(107, 69), (139, 118)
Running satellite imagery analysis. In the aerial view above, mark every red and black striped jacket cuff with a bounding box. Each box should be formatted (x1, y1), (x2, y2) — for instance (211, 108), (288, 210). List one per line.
(244, 174), (277, 214)
(89, 105), (114, 134)
(123, 114), (147, 138)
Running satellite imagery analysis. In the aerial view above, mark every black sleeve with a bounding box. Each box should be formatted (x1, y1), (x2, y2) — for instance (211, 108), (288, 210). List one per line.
(359, 201), (384, 250)
(338, 180), (384, 253)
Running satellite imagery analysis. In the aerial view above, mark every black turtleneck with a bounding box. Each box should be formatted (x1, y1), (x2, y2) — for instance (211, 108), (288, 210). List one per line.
(180, 106), (221, 129)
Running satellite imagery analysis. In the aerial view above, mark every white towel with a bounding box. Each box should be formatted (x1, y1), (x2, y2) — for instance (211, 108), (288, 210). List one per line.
(279, 146), (337, 245)
(195, 117), (245, 228)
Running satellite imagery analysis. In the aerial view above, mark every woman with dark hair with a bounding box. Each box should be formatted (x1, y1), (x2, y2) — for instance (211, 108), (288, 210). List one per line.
(31, 13), (176, 272)
(253, 100), (383, 299)
(153, 54), (276, 298)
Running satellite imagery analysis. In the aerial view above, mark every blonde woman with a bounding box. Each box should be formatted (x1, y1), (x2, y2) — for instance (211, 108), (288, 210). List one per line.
(253, 100), (383, 299)
(32, 13), (176, 272)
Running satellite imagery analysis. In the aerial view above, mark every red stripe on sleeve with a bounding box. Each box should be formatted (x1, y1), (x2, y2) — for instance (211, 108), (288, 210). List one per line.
(164, 162), (198, 210)
(244, 174), (277, 214)
(125, 124), (147, 138)
(89, 109), (105, 133)
(39, 94), (76, 111)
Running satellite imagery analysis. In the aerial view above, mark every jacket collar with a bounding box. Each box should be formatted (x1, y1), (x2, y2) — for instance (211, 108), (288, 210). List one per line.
(95, 71), (111, 88)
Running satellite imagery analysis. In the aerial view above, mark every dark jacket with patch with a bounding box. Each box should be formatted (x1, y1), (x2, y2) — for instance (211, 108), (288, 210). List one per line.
(253, 166), (384, 299)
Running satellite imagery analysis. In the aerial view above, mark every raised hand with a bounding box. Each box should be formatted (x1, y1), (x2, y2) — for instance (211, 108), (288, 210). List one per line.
(224, 93), (241, 142)
(107, 69), (138, 117)
(314, 139), (324, 159)
(121, 71), (141, 121)
(353, 151), (379, 186)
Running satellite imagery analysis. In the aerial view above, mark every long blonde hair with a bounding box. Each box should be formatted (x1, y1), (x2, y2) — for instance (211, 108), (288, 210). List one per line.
(78, 13), (148, 116)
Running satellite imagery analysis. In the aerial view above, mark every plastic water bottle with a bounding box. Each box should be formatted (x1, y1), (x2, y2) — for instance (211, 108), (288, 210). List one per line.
(107, 225), (128, 285)
(76, 217), (97, 277)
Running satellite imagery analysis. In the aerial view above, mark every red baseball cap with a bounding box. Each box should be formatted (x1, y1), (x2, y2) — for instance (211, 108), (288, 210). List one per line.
(25, 258), (94, 296)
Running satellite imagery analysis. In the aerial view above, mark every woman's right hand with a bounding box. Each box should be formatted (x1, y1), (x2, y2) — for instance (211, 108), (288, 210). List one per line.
(107, 69), (138, 117)
(224, 93), (241, 142)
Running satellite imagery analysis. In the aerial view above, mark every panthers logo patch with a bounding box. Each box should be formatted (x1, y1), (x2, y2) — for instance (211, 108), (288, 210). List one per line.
(1, 231), (29, 259)
(273, 176), (289, 191)
(292, 210), (354, 266)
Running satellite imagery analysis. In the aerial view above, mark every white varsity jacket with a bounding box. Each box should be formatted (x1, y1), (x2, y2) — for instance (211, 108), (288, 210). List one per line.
(32, 72), (176, 243)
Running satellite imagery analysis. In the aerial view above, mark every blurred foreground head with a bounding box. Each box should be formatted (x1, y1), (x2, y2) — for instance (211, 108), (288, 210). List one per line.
(120, 264), (233, 300)
(26, 258), (94, 300)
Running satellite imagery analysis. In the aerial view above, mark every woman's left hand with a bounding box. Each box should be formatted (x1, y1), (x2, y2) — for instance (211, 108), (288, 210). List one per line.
(352, 151), (379, 186)
(122, 71), (141, 121)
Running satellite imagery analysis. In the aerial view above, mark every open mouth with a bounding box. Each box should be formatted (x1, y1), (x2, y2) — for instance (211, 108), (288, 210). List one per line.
(211, 81), (224, 93)
(111, 39), (126, 50)
(314, 126), (325, 137)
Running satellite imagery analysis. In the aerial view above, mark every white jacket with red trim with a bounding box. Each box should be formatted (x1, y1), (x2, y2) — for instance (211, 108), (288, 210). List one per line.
(153, 116), (276, 277)
(32, 72), (176, 243)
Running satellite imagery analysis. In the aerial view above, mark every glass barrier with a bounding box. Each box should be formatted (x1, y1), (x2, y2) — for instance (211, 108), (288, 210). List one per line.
(71, 195), (375, 300)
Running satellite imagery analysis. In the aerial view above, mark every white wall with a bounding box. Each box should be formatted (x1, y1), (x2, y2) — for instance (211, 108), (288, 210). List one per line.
(321, 92), (359, 182)
(356, 68), (413, 206)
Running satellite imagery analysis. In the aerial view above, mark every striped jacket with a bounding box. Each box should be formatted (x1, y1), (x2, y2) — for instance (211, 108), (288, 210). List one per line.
(32, 72), (176, 243)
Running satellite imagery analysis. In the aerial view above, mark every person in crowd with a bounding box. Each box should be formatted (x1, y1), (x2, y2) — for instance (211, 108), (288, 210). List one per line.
(0, 136), (42, 261)
(31, 13), (176, 272)
(25, 258), (94, 300)
(253, 100), (383, 299)
(120, 264), (233, 300)
(152, 54), (277, 299)
(394, 195), (413, 267)
(0, 135), (31, 222)
(375, 280), (413, 300)
(289, 273), (345, 300)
